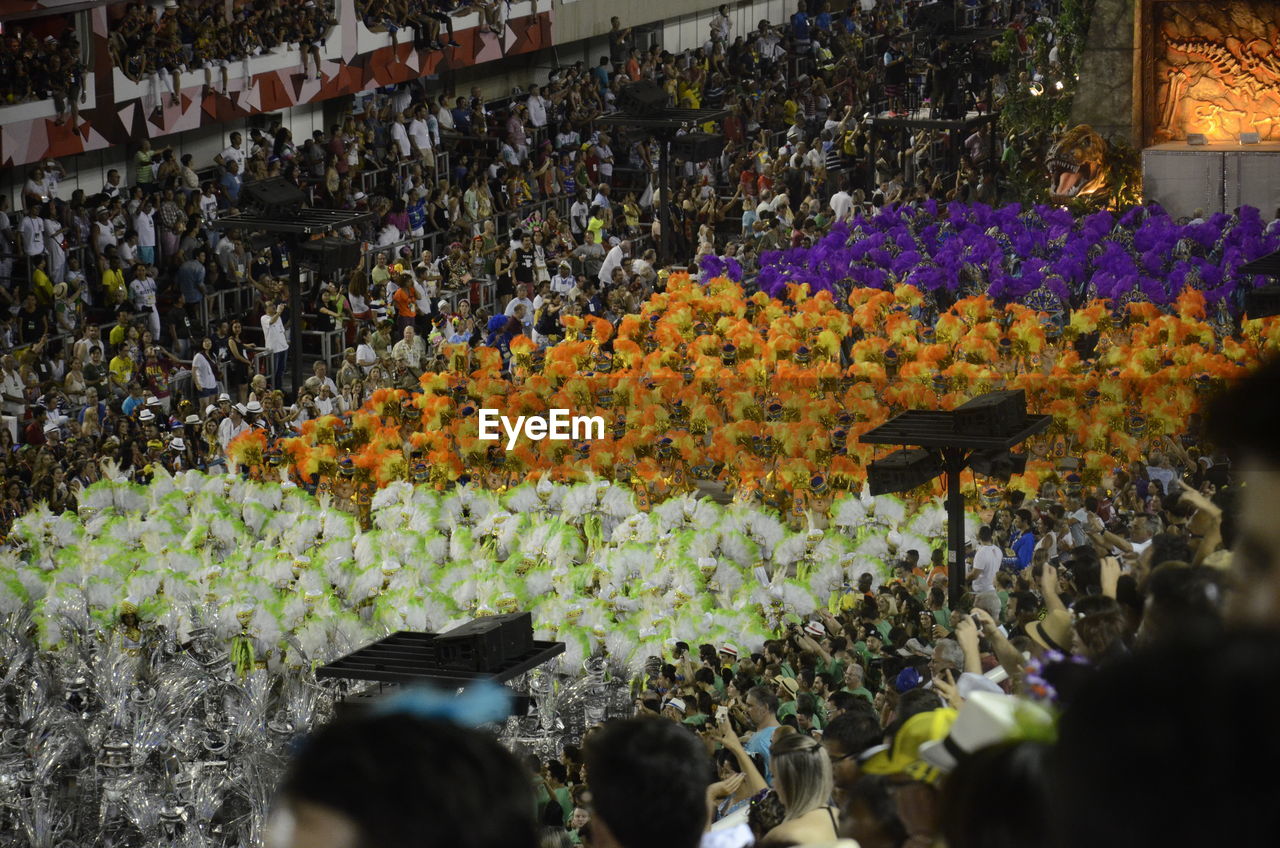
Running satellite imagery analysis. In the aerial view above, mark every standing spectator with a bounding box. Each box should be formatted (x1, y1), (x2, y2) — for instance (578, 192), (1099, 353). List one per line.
(191, 336), (219, 401)
(217, 132), (247, 173)
(134, 196), (157, 267)
(129, 264), (160, 339)
(19, 204), (45, 269)
(220, 161), (243, 209)
(744, 685), (782, 784)
(135, 140), (161, 194)
(969, 525), (1002, 611)
(260, 300), (290, 389)
(177, 248), (208, 327)
(608, 17), (632, 67)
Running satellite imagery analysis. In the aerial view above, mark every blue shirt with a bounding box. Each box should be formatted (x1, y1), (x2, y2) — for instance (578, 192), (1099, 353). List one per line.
(407, 198), (427, 232)
(451, 107), (471, 134)
(220, 171), (242, 206)
(592, 64), (610, 92)
(1013, 530), (1035, 570)
(176, 259), (206, 304)
(745, 725), (778, 784)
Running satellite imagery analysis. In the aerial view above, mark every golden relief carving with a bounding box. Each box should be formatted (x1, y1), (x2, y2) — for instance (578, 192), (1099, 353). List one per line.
(1154, 1), (1280, 142)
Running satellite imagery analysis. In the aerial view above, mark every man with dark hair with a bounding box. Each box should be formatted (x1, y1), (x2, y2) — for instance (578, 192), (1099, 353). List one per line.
(277, 712), (537, 848)
(821, 707), (884, 798)
(584, 717), (710, 848)
(743, 684), (781, 783)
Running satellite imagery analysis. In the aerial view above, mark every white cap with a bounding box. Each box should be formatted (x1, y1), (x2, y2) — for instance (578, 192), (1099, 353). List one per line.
(139, 409), (156, 422)
(170, 438), (186, 451)
(246, 400), (263, 414)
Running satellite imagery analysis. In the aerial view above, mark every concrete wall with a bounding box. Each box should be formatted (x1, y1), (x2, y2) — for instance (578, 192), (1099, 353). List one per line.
(1071, 0), (1136, 145)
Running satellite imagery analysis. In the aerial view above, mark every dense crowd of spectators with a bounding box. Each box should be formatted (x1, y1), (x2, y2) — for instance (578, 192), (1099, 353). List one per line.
(0, 0), (1108, 529)
(358, 0), (494, 50)
(0, 18), (85, 123)
(108, 0), (337, 105)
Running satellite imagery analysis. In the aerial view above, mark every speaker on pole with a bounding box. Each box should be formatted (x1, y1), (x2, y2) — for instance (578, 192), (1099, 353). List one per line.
(619, 80), (668, 117)
(242, 177), (307, 217)
(671, 132), (726, 162)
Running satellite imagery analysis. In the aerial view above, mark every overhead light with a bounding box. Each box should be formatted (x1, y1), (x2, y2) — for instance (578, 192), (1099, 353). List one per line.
(1028, 81), (1045, 97)
(1054, 80), (1064, 91)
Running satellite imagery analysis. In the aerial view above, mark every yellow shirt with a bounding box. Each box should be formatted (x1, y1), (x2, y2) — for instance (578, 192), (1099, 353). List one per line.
(109, 324), (129, 347)
(109, 354), (133, 386)
(33, 268), (53, 306)
(102, 267), (127, 305)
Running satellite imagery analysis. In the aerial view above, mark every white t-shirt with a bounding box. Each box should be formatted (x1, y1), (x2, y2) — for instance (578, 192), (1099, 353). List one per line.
(130, 277), (158, 310)
(408, 118), (432, 151)
(218, 417), (249, 450)
(971, 544), (1002, 594)
(261, 311), (289, 353)
(830, 190), (854, 222)
(594, 144), (614, 179)
(570, 200), (590, 234)
(19, 216), (44, 256)
(200, 193), (219, 223)
(391, 122), (412, 158)
(220, 144), (246, 171)
(526, 94), (547, 128)
(134, 210), (156, 248)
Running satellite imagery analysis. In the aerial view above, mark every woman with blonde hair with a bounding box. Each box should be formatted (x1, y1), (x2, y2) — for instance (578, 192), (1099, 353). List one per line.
(764, 731), (839, 845)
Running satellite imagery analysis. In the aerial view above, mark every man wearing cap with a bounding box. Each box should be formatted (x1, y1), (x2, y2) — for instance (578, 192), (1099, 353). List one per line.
(551, 262), (576, 297)
(218, 403), (249, 451)
(774, 675), (801, 723)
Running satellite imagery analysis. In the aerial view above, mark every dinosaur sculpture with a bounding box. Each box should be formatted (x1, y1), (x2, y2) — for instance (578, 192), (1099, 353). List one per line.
(1047, 124), (1110, 203)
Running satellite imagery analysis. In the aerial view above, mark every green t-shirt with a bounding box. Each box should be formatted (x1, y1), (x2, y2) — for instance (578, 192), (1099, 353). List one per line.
(840, 686), (874, 703)
(554, 786), (573, 821)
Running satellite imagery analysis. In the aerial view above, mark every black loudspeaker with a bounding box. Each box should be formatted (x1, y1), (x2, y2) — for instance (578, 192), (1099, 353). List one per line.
(435, 612), (533, 672)
(619, 80), (668, 117)
(671, 132), (726, 162)
(1245, 286), (1280, 319)
(911, 0), (955, 34)
(953, 390), (1027, 437)
(298, 237), (362, 272)
(868, 448), (942, 496)
(242, 176), (307, 215)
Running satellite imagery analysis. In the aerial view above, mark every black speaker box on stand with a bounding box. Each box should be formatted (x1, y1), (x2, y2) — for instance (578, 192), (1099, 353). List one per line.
(619, 80), (668, 117)
(434, 611), (534, 672)
(298, 237), (362, 272)
(242, 177), (307, 217)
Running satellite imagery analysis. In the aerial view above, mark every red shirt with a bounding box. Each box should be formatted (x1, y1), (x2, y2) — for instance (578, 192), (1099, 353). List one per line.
(23, 421), (46, 447)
